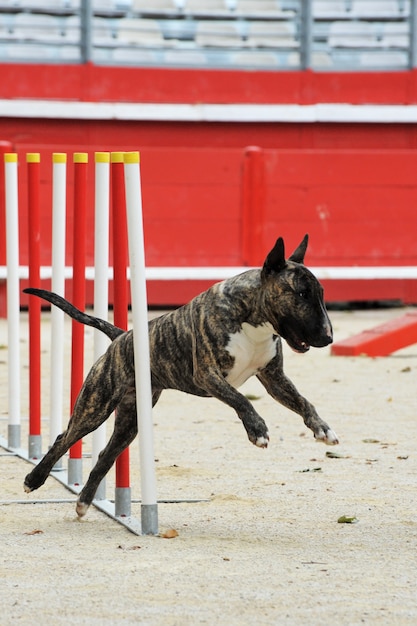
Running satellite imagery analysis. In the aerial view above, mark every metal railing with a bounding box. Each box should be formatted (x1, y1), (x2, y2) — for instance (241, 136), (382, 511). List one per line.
(0, 0), (415, 70)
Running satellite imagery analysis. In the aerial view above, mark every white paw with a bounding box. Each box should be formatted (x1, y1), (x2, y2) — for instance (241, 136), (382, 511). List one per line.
(76, 500), (88, 518)
(255, 435), (269, 448)
(23, 484), (31, 493)
(316, 428), (339, 445)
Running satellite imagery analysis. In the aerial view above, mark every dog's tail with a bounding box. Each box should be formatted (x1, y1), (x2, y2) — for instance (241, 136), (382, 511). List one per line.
(23, 288), (125, 341)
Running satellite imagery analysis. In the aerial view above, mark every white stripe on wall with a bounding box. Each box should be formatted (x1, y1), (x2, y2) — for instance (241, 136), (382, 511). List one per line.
(2, 266), (417, 281)
(2, 101), (417, 123)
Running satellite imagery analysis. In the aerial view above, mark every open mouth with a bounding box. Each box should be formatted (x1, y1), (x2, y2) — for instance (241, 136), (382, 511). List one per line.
(286, 335), (310, 354)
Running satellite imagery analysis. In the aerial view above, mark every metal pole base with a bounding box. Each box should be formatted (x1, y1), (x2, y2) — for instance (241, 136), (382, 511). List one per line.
(28, 434), (42, 460)
(8, 424), (20, 449)
(67, 457), (83, 486)
(115, 487), (131, 518)
(141, 503), (158, 536)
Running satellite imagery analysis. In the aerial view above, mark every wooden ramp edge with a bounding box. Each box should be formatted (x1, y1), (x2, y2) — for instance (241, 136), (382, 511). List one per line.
(331, 312), (417, 357)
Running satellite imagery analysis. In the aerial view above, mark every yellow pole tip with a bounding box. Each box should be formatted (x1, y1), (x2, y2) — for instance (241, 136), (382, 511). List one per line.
(73, 153), (88, 163)
(53, 153), (67, 163)
(26, 153), (41, 163)
(4, 153), (18, 163)
(111, 151), (124, 163)
(124, 151), (140, 164)
(95, 152), (110, 163)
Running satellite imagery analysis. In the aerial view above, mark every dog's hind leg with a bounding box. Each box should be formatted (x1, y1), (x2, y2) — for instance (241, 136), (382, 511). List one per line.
(24, 346), (129, 493)
(23, 393), (122, 494)
(76, 392), (138, 517)
(76, 387), (162, 516)
(23, 430), (77, 493)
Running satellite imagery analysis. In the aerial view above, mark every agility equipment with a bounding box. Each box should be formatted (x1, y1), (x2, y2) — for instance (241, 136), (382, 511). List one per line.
(68, 153), (88, 486)
(4, 153), (20, 449)
(125, 151), (158, 535)
(331, 311), (417, 357)
(91, 152), (110, 501)
(49, 153), (67, 469)
(112, 151), (131, 519)
(27, 154), (41, 459)
(1, 150), (158, 535)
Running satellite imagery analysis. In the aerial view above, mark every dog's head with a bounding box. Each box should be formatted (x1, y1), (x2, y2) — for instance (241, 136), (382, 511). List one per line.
(260, 235), (333, 353)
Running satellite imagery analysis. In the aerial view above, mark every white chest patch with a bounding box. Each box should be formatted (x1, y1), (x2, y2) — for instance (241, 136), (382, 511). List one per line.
(225, 322), (277, 389)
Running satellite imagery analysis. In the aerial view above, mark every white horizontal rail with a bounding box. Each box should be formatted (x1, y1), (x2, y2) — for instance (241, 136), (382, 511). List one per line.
(1, 100), (417, 124)
(1, 265), (417, 282)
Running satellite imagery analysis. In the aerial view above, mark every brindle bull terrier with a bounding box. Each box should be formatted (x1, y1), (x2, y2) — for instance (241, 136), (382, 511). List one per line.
(23, 234), (338, 518)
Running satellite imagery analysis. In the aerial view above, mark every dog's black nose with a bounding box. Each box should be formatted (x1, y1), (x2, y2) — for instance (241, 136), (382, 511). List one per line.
(317, 330), (333, 347)
(325, 333), (333, 345)
(312, 332), (333, 348)
(323, 318), (333, 345)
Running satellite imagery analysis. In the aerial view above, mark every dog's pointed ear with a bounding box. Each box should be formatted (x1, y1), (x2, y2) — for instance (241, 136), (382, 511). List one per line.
(261, 237), (287, 278)
(289, 234), (309, 264)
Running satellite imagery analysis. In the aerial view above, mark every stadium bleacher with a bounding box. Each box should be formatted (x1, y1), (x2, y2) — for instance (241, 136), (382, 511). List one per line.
(0, 0), (413, 69)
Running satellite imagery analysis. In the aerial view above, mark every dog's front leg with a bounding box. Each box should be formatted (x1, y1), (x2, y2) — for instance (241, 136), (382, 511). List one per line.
(194, 370), (269, 447)
(257, 362), (338, 445)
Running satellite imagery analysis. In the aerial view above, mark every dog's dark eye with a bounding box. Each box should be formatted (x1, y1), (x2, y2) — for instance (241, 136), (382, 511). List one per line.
(298, 289), (309, 299)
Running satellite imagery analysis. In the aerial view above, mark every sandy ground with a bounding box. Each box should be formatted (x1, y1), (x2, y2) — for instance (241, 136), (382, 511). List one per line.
(0, 305), (417, 625)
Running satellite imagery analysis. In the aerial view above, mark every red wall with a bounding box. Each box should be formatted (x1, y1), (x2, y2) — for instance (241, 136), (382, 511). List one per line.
(2, 64), (417, 105)
(1, 65), (417, 307)
(4, 143), (417, 266)
(2, 142), (417, 308)
(262, 149), (417, 267)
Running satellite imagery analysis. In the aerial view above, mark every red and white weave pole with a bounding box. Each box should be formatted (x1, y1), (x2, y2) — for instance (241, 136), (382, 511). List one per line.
(49, 153), (67, 465)
(4, 153), (20, 449)
(124, 151), (158, 535)
(3, 150), (155, 534)
(68, 152), (88, 486)
(26, 153), (42, 459)
(111, 151), (131, 517)
(92, 152), (110, 500)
